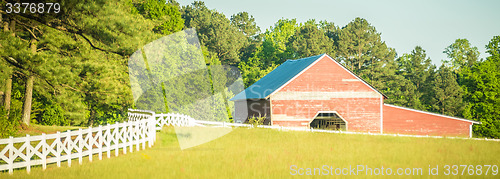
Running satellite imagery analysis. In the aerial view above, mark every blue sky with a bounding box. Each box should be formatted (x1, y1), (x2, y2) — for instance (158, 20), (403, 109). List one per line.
(177, 0), (500, 65)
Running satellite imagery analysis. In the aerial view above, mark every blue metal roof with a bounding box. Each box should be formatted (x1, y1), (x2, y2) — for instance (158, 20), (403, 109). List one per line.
(231, 54), (325, 101)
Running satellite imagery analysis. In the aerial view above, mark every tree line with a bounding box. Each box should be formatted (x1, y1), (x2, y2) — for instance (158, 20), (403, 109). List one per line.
(0, 0), (499, 138)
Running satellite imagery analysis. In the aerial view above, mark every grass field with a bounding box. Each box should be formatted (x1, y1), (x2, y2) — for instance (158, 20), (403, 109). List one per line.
(12, 124), (84, 137)
(1, 127), (499, 178)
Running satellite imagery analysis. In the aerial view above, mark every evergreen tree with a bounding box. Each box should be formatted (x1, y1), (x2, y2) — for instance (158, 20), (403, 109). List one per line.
(396, 46), (435, 110)
(1, 0), (163, 126)
(428, 65), (464, 116)
(287, 20), (335, 58)
(336, 17), (396, 86)
(230, 12), (260, 38)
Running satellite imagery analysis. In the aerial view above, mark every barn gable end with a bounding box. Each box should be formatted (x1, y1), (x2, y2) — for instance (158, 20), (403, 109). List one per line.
(270, 54), (384, 133)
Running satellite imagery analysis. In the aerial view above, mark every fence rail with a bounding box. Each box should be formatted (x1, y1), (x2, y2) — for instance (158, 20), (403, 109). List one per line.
(1, 110), (498, 174)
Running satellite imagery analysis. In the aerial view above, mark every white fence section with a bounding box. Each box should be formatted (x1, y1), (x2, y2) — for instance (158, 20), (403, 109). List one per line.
(1, 109), (498, 174)
(154, 113), (196, 129)
(0, 109), (195, 174)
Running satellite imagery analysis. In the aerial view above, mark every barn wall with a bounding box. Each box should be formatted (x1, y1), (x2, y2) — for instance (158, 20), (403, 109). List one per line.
(270, 56), (382, 132)
(383, 104), (472, 137)
(234, 99), (271, 124)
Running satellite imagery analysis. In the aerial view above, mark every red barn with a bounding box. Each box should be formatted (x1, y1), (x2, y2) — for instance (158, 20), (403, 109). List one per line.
(231, 54), (479, 137)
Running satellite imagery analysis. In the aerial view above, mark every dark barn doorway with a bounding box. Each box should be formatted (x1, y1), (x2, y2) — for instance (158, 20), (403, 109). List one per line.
(310, 112), (347, 130)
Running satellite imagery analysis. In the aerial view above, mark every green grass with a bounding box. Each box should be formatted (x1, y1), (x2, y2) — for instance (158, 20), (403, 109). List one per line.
(1, 127), (499, 178)
(13, 124), (84, 137)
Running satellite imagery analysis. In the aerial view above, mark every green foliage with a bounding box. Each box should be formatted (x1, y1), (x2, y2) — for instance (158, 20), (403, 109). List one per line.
(40, 103), (68, 126)
(395, 47), (435, 110)
(287, 20), (335, 58)
(336, 18), (396, 75)
(260, 18), (299, 63)
(182, 1), (247, 65)
(238, 18), (298, 87)
(136, 0), (184, 35)
(336, 17), (396, 90)
(428, 65), (464, 116)
(382, 74), (421, 108)
(443, 39), (480, 71)
(238, 57), (278, 87)
(1, 0), (160, 127)
(230, 12), (260, 37)
(0, 109), (19, 138)
(94, 110), (127, 125)
(248, 115), (266, 127)
(461, 36), (500, 138)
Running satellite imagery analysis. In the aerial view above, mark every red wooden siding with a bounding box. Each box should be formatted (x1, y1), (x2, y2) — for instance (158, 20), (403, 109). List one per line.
(270, 55), (383, 133)
(383, 104), (472, 137)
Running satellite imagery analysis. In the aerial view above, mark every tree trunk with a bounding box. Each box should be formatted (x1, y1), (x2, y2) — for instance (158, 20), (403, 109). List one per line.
(88, 104), (95, 127)
(3, 20), (8, 31)
(21, 40), (37, 126)
(4, 77), (12, 116)
(9, 20), (15, 36)
(3, 17), (13, 116)
(21, 75), (34, 126)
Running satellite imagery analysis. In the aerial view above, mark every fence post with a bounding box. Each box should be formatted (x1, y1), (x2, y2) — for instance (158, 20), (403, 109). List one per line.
(129, 122), (133, 153)
(106, 124), (111, 158)
(67, 130), (72, 167)
(78, 128), (83, 165)
(136, 121), (140, 152)
(42, 133), (47, 170)
(8, 136), (13, 174)
(149, 115), (155, 147)
(98, 125), (103, 160)
(141, 120), (146, 150)
(26, 134), (31, 174)
(123, 122), (128, 154)
(115, 122), (119, 157)
(88, 127), (93, 162)
(56, 131), (61, 167)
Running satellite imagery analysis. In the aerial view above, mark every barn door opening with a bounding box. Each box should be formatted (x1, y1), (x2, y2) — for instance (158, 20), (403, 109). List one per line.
(310, 112), (347, 131)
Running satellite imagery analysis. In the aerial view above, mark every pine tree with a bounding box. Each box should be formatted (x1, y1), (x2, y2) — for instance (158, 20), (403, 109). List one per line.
(396, 47), (435, 110)
(336, 17), (396, 86)
(287, 20), (335, 58)
(1, 0), (163, 126)
(429, 65), (464, 116)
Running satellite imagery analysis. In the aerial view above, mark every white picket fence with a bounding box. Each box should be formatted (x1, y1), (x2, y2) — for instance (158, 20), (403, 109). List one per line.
(0, 109), (194, 174)
(2, 109), (498, 174)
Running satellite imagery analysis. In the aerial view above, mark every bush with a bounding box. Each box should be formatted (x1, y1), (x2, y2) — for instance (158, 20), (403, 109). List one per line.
(40, 103), (68, 126)
(248, 115), (266, 127)
(0, 109), (19, 138)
